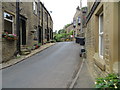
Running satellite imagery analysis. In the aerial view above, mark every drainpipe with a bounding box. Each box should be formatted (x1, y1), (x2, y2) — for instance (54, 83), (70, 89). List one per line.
(38, 0), (41, 43)
(47, 14), (49, 41)
(41, 4), (43, 45)
(16, 0), (21, 55)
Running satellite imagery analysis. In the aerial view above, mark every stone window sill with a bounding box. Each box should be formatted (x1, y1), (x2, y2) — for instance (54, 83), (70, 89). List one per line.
(93, 53), (106, 71)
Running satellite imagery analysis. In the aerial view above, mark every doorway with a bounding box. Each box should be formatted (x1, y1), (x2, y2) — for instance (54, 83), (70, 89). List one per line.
(38, 26), (42, 43)
(20, 15), (27, 45)
(47, 29), (50, 41)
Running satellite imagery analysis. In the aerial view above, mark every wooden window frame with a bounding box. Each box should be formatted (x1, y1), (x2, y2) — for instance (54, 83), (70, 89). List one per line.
(4, 12), (14, 34)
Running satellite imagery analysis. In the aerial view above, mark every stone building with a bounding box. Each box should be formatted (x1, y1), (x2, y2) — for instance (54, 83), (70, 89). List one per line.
(80, 7), (87, 37)
(0, 1), (2, 63)
(85, 1), (120, 78)
(64, 23), (73, 34)
(73, 6), (87, 37)
(73, 6), (81, 37)
(1, 1), (53, 62)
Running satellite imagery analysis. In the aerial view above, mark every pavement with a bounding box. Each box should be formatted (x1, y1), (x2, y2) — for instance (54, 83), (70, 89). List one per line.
(1, 43), (55, 70)
(2, 42), (82, 88)
(73, 58), (95, 88)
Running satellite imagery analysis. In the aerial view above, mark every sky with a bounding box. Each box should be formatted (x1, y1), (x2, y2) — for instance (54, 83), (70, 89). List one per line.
(40, 0), (87, 31)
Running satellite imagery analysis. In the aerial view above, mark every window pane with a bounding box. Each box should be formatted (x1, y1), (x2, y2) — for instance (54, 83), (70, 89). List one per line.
(73, 19), (76, 26)
(33, 2), (35, 11)
(4, 12), (12, 20)
(99, 13), (104, 58)
(78, 17), (81, 23)
(100, 14), (103, 32)
(4, 20), (12, 33)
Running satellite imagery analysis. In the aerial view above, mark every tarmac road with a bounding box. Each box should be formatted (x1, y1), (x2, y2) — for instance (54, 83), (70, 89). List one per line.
(2, 42), (82, 88)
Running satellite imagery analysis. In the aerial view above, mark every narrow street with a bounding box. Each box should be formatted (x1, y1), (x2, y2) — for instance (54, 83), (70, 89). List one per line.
(2, 42), (82, 88)
(1, 1), (120, 89)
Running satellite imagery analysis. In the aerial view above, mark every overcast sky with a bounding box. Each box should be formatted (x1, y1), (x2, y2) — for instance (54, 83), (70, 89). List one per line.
(40, 0), (87, 31)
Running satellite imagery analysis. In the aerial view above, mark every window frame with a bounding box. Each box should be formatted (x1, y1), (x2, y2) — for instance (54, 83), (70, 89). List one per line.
(78, 16), (81, 24)
(73, 19), (76, 27)
(33, 0), (37, 15)
(4, 12), (14, 34)
(99, 12), (104, 59)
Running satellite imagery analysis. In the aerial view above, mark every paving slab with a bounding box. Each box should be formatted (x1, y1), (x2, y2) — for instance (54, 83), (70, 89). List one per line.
(74, 59), (95, 88)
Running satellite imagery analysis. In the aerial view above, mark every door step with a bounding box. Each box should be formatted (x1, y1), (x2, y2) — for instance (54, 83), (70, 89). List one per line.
(21, 45), (31, 55)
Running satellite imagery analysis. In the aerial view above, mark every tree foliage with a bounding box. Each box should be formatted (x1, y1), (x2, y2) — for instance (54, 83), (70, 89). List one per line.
(58, 29), (66, 34)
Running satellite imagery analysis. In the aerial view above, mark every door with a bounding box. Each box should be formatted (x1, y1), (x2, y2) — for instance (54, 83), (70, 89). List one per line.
(38, 26), (41, 43)
(20, 15), (27, 45)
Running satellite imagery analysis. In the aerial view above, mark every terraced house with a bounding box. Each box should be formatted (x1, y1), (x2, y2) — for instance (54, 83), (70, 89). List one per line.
(73, 6), (87, 38)
(85, 0), (120, 78)
(1, 1), (53, 62)
(73, 6), (81, 37)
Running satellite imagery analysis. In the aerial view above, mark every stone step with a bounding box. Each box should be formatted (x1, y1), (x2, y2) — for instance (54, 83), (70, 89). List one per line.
(21, 51), (31, 55)
(21, 46), (31, 55)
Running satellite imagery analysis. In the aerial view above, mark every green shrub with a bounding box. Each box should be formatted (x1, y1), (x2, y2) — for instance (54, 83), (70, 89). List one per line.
(54, 33), (69, 42)
(95, 73), (120, 89)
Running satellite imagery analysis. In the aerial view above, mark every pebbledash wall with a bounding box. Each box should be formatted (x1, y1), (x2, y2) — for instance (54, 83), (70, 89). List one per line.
(1, 1), (53, 62)
(86, 1), (120, 78)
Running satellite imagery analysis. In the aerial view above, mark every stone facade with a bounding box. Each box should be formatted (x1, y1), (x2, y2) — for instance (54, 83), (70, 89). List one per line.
(0, 1), (2, 63)
(73, 6), (81, 37)
(86, 1), (120, 78)
(2, 2), (17, 62)
(73, 6), (87, 37)
(1, 1), (53, 62)
(79, 7), (87, 37)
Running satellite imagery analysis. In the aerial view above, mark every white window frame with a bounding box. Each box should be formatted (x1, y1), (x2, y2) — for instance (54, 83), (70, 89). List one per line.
(4, 12), (14, 34)
(73, 19), (76, 26)
(33, 1), (37, 15)
(99, 12), (104, 59)
(78, 17), (81, 24)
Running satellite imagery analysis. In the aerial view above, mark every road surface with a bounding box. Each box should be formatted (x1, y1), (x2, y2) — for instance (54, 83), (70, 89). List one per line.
(2, 42), (82, 88)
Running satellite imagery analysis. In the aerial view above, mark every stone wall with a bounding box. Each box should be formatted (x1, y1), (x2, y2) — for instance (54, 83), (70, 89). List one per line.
(2, 2), (17, 62)
(20, 2), (39, 46)
(0, 1), (2, 63)
(2, 39), (16, 62)
(86, 2), (120, 78)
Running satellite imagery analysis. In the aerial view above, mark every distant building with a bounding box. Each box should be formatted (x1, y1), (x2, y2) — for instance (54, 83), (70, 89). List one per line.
(73, 6), (87, 37)
(73, 6), (81, 37)
(64, 23), (73, 34)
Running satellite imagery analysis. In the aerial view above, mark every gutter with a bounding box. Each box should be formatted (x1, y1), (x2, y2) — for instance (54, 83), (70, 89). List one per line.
(86, 0), (101, 24)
